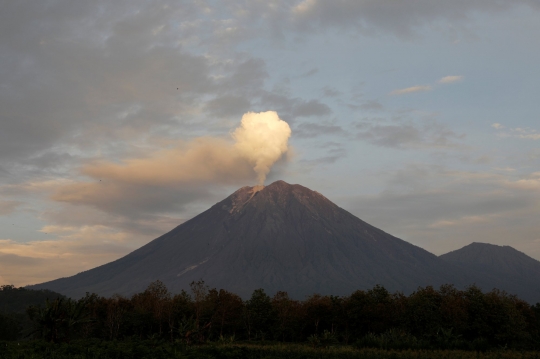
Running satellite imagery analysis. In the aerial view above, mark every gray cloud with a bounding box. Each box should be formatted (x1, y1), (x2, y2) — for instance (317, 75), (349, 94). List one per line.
(295, 122), (346, 139)
(291, 99), (332, 117)
(356, 117), (464, 149)
(321, 86), (342, 97)
(216, 58), (269, 95)
(290, 0), (539, 38)
(297, 68), (319, 78)
(258, 92), (332, 120)
(0, 1), (212, 165)
(296, 141), (347, 167)
(360, 100), (384, 111)
(205, 95), (252, 117)
(207, 0), (539, 41)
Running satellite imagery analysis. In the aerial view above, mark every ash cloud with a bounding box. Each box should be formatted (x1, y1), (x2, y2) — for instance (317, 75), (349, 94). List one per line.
(233, 111), (291, 185)
(52, 112), (291, 217)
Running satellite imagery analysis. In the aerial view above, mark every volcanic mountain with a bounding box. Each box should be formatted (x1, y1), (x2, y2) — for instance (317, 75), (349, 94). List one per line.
(32, 181), (473, 299)
(440, 242), (540, 303)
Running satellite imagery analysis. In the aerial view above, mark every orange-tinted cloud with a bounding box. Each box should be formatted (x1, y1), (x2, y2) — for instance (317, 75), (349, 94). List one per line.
(51, 138), (254, 215)
(389, 85), (432, 96)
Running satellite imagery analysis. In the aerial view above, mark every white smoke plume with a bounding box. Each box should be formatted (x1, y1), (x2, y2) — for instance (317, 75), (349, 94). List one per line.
(233, 111), (291, 185)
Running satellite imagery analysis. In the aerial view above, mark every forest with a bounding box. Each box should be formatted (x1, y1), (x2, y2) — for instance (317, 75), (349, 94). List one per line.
(1, 282), (540, 358)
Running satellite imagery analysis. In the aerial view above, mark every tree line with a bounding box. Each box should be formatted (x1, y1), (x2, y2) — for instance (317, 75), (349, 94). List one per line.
(2, 282), (540, 350)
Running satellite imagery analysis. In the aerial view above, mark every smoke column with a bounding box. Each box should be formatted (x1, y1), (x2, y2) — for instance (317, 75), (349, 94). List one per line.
(233, 111), (291, 185)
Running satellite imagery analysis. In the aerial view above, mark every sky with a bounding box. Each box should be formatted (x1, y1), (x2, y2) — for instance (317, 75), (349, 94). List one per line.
(1, 0), (540, 287)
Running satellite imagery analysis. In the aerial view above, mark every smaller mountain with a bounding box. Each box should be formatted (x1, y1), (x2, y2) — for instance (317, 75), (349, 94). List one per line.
(440, 243), (540, 303)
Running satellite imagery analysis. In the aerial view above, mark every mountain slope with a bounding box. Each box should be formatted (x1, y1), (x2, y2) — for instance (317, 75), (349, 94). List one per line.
(30, 181), (471, 299)
(440, 242), (540, 303)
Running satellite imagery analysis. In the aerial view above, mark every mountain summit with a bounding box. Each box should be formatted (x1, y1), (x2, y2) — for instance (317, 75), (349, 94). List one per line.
(32, 180), (470, 299)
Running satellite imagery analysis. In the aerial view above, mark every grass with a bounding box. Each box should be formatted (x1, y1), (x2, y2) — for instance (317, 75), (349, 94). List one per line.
(1, 341), (540, 359)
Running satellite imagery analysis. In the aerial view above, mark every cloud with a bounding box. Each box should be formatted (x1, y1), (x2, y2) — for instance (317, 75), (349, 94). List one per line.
(493, 124), (540, 140)
(360, 100), (384, 111)
(290, 0), (538, 38)
(259, 92), (332, 119)
(512, 128), (540, 140)
(0, 200), (21, 215)
(297, 68), (319, 78)
(356, 117), (464, 149)
(518, 133), (540, 140)
(505, 172), (540, 191)
(390, 76), (462, 96)
(439, 75), (464, 84)
(429, 215), (493, 228)
(205, 95), (252, 117)
(321, 87), (341, 98)
(294, 122), (346, 139)
(389, 85), (432, 96)
(291, 99), (332, 118)
(298, 141), (347, 166)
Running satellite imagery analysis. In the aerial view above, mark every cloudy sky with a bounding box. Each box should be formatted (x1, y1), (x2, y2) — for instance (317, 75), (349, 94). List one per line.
(1, 0), (540, 286)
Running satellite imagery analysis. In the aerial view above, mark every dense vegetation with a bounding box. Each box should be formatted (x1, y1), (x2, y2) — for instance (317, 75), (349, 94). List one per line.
(2, 281), (540, 358)
(0, 285), (65, 314)
(0, 285), (65, 342)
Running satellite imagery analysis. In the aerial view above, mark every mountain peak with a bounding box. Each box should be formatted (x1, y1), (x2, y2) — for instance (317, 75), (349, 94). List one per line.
(439, 242), (540, 302)
(441, 242), (530, 263)
(224, 180), (326, 214)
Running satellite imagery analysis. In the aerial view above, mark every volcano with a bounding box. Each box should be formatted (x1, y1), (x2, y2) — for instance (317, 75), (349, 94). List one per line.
(31, 181), (476, 299)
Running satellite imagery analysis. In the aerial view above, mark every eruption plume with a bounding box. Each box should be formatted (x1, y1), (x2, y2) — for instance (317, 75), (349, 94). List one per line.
(233, 111), (291, 185)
